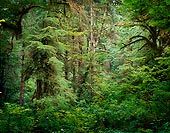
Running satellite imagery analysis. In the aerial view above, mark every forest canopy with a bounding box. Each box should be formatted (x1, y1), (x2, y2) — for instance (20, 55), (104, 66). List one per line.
(0, 0), (170, 132)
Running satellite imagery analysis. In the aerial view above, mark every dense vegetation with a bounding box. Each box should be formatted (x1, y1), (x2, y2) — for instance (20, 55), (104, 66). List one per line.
(0, 0), (170, 132)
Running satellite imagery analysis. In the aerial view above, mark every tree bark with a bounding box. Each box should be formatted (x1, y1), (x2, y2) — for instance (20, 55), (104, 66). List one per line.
(19, 46), (25, 105)
(89, 0), (95, 97)
(35, 80), (43, 100)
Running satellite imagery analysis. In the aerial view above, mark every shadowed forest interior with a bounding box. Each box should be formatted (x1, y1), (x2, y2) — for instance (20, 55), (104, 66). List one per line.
(0, 0), (170, 132)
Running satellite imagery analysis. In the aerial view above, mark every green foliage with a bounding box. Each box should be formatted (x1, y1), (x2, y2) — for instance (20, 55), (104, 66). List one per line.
(122, 0), (170, 30)
(0, 103), (34, 133)
(38, 107), (96, 132)
(0, 19), (5, 26)
(120, 0), (170, 63)
(22, 13), (78, 100)
(0, 0), (47, 22)
(1, 0), (170, 132)
(0, 30), (21, 104)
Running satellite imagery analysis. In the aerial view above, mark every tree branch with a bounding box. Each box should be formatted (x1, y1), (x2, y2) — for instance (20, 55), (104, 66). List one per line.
(121, 38), (144, 49)
(138, 43), (148, 51)
(1, 5), (43, 38)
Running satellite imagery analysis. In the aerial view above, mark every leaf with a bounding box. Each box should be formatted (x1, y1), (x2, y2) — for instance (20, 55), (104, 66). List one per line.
(0, 19), (5, 26)
(165, 0), (170, 5)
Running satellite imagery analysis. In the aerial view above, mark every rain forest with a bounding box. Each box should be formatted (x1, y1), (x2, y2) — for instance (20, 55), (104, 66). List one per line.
(0, 0), (170, 132)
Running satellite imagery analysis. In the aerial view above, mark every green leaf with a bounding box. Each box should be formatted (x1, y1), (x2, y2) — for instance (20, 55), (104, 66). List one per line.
(165, 0), (170, 5)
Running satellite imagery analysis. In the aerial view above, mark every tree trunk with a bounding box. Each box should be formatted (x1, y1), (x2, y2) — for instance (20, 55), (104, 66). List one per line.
(64, 50), (69, 80)
(72, 36), (77, 92)
(19, 47), (24, 105)
(35, 79), (43, 100)
(89, 0), (95, 97)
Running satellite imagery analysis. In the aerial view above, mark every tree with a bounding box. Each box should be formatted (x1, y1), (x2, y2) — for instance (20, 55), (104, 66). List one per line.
(22, 12), (76, 101)
(121, 0), (170, 63)
(0, 0), (48, 105)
